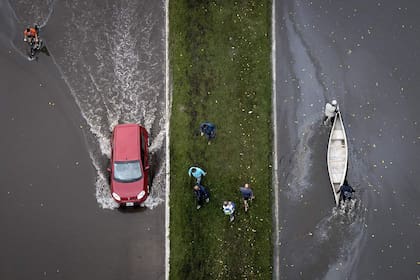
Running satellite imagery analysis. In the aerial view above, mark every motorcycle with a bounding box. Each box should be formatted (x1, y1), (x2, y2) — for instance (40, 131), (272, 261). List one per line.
(27, 38), (43, 60)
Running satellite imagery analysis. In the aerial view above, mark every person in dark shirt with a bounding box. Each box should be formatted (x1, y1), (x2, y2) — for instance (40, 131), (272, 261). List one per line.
(239, 183), (254, 212)
(200, 122), (216, 143)
(193, 184), (210, 210)
(338, 182), (355, 202)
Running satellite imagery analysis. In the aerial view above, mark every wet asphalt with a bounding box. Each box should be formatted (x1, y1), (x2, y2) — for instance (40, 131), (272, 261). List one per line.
(0, 0), (165, 279)
(275, 0), (420, 279)
(2, 0), (419, 279)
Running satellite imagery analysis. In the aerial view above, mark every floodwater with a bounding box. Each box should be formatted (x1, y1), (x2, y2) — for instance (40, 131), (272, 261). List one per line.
(42, 0), (167, 210)
(275, 0), (420, 279)
(0, 0), (166, 279)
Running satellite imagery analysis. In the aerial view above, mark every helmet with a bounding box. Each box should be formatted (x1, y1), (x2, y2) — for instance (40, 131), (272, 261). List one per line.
(331, 100), (337, 106)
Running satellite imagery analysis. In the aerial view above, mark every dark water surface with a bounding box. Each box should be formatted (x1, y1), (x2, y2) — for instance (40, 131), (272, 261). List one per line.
(0, 0), (165, 279)
(275, 0), (420, 279)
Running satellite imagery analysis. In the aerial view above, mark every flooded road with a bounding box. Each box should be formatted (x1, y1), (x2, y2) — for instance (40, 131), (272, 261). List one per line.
(275, 0), (420, 279)
(0, 0), (166, 279)
(43, 0), (167, 210)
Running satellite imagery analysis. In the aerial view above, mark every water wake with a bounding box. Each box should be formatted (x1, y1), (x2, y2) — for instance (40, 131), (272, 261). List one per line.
(48, 0), (166, 209)
(9, 0), (55, 27)
(282, 124), (317, 199)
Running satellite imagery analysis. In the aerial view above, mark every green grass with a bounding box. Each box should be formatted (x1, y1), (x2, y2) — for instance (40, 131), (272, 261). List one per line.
(169, 1), (272, 279)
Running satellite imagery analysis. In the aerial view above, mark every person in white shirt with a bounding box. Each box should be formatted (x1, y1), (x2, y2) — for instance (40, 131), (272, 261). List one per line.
(222, 201), (236, 222)
(323, 99), (338, 125)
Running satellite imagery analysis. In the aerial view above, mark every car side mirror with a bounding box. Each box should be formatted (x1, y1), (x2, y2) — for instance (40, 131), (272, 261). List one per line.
(107, 167), (111, 172)
(145, 166), (150, 171)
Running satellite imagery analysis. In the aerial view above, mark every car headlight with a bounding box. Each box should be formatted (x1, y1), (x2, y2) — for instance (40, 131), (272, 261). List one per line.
(137, 191), (146, 200)
(112, 192), (121, 201)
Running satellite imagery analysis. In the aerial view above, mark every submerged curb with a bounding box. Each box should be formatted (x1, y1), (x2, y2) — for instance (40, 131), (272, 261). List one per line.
(165, 0), (170, 279)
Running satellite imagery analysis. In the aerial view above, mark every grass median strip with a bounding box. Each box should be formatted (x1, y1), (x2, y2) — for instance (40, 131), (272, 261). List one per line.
(169, 1), (272, 279)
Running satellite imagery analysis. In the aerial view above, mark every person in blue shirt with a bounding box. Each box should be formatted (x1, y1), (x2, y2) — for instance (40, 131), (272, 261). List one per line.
(188, 166), (206, 184)
(193, 184), (210, 209)
(200, 122), (216, 143)
(239, 183), (255, 212)
(222, 201), (236, 222)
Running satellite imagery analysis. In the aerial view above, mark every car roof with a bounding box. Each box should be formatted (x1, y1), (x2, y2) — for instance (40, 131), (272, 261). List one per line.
(113, 124), (140, 161)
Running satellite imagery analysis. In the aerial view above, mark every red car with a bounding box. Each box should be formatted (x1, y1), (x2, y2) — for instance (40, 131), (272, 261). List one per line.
(109, 124), (150, 206)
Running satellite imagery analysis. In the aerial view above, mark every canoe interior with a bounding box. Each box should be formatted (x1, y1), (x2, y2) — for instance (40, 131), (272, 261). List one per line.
(327, 111), (348, 205)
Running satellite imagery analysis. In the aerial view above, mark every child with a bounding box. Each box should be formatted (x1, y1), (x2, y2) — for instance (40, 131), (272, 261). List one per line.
(222, 201), (236, 222)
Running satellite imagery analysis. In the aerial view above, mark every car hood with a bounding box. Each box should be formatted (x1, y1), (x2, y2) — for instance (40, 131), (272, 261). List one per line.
(112, 177), (146, 198)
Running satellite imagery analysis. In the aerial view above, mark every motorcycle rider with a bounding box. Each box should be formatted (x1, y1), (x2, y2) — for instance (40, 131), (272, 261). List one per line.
(23, 25), (39, 46)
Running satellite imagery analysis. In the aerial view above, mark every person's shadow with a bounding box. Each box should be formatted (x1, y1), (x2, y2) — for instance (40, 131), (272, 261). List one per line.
(39, 44), (50, 56)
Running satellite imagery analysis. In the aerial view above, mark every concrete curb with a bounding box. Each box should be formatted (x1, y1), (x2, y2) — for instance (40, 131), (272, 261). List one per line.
(165, 0), (170, 279)
(271, 0), (280, 279)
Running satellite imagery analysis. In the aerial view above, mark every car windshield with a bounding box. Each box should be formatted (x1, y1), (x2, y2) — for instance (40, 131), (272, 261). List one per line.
(113, 161), (142, 182)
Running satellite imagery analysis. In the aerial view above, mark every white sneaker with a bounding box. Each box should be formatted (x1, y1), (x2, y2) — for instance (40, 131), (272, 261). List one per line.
(197, 205), (201, 210)
(205, 198), (209, 203)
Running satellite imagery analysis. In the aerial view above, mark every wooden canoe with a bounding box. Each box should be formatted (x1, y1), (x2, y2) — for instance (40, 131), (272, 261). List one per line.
(327, 110), (348, 205)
